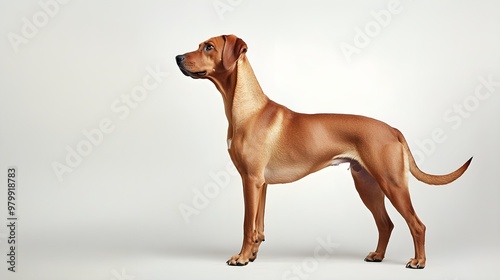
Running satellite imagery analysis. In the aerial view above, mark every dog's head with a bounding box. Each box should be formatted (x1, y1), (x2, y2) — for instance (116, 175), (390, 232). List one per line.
(175, 35), (247, 79)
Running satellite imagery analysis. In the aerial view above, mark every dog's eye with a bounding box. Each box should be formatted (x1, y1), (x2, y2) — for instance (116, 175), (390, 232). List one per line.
(204, 44), (214, 51)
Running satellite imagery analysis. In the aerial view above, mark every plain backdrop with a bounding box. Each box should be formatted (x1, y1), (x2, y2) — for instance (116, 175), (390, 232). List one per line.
(1, 1), (499, 279)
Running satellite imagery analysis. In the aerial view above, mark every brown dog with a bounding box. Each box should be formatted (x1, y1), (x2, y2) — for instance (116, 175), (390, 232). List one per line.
(175, 34), (472, 269)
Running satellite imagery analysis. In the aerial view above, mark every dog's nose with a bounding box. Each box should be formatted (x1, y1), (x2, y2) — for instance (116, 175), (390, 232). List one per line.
(176, 55), (185, 65)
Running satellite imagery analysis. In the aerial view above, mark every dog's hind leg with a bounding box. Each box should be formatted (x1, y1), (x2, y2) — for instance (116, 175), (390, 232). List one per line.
(366, 143), (427, 269)
(350, 161), (394, 263)
(382, 183), (426, 269)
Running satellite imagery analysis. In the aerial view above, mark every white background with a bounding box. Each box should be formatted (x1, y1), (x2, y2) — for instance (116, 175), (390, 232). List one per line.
(1, 0), (499, 279)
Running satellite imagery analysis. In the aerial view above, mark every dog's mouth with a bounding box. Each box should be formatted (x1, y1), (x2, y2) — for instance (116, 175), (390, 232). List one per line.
(179, 67), (207, 78)
(193, 70), (207, 76)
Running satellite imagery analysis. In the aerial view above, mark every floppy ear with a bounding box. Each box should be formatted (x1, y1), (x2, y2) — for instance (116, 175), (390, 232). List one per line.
(222, 35), (248, 70)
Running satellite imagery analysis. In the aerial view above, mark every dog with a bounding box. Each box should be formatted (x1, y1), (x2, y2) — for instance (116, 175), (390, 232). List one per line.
(175, 34), (472, 269)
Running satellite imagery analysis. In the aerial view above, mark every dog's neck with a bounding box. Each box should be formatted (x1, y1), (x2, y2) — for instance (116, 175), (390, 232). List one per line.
(211, 55), (269, 139)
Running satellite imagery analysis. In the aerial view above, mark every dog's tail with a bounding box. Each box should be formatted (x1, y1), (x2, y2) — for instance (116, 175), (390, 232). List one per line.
(396, 129), (473, 185)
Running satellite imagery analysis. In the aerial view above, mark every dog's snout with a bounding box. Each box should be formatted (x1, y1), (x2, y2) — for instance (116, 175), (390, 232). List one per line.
(176, 55), (185, 65)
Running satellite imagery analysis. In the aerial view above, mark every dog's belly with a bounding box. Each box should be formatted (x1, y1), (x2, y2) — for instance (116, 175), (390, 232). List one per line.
(264, 165), (308, 184)
(263, 154), (358, 184)
(263, 161), (333, 184)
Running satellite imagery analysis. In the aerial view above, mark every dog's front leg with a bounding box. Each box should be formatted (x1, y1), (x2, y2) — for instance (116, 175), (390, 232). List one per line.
(251, 183), (267, 261)
(227, 176), (265, 266)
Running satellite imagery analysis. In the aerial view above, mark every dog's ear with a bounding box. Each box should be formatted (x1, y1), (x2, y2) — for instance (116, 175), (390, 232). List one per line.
(222, 35), (247, 70)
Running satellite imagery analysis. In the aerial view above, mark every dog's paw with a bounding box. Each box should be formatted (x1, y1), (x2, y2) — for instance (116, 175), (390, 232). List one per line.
(364, 251), (384, 262)
(226, 254), (249, 266)
(406, 258), (425, 269)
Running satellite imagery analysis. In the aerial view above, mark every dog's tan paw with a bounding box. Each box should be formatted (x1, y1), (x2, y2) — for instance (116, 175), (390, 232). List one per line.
(406, 258), (425, 269)
(226, 254), (249, 266)
(364, 251), (384, 262)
